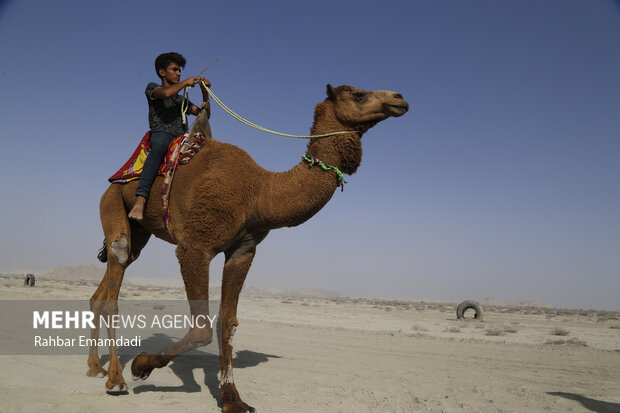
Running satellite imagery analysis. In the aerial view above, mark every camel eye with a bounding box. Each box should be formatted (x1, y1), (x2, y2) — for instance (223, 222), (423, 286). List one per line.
(353, 92), (365, 101)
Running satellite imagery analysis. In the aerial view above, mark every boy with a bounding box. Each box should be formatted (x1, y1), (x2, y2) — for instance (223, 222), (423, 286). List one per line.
(128, 52), (211, 221)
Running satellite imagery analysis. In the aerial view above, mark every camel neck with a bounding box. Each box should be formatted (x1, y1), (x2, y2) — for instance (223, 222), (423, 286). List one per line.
(257, 103), (364, 230)
(259, 160), (342, 229)
(305, 101), (364, 175)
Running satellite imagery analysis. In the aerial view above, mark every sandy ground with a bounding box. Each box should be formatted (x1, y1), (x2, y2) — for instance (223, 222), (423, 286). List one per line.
(0, 276), (619, 412)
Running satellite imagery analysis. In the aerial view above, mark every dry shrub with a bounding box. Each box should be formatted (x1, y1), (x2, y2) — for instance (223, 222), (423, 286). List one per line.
(502, 325), (519, 333)
(597, 313), (619, 322)
(551, 327), (570, 336)
(545, 338), (587, 346)
(411, 324), (428, 332)
(485, 328), (505, 336)
(444, 327), (461, 333)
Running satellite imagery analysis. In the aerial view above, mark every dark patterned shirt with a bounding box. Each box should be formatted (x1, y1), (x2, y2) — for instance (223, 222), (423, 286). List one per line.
(145, 82), (195, 137)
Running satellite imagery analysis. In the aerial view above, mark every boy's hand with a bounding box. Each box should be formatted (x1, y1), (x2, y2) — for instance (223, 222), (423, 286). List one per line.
(183, 77), (198, 87)
(198, 76), (211, 88)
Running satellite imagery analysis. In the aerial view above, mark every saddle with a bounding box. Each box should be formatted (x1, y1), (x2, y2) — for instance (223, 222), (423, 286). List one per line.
(108, 132), (206, 183)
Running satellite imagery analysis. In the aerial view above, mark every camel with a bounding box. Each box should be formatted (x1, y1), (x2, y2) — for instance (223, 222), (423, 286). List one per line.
(89, 84), (408, 412)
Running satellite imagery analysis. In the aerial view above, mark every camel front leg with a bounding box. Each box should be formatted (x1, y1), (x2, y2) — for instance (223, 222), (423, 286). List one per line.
(131, 244), (214, 380)
(219, 244), (260, 413)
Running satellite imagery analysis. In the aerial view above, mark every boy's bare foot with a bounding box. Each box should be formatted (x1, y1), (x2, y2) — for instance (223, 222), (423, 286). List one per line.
(128, 196), (146, 221)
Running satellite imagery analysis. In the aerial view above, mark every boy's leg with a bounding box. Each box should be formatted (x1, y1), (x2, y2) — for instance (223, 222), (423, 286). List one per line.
(129, 131), (175, 220)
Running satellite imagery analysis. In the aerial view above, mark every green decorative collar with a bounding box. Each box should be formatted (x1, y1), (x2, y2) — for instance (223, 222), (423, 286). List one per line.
(301, 154), (348, 191)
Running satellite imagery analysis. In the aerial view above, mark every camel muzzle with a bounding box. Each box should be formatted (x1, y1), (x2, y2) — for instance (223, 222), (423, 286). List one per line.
(385, 101), (409, 117)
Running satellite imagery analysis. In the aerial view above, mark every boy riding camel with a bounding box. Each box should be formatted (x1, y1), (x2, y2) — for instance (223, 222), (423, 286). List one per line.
(128, 52), (211, 221)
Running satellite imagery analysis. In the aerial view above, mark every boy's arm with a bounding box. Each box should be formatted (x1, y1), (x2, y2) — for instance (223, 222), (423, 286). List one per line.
(189, 77), (212, 116)
(151, 77), (198, 99)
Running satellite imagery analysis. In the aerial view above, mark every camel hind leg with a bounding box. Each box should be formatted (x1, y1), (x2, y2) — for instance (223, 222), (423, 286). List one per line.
(87, 184), (151, 392)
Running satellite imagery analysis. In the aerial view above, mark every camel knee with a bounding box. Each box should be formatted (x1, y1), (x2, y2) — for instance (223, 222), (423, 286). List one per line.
(219, 316), (239, 347)
(228, 325), (237, 345)
(109, 236), (129, 265)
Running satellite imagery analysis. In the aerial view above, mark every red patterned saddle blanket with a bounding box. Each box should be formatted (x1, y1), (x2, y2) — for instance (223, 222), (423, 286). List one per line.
(108, 132), (206, 183)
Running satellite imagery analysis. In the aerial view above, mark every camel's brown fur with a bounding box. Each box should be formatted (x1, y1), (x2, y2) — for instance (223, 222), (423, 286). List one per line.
(89, 84), (408, 412)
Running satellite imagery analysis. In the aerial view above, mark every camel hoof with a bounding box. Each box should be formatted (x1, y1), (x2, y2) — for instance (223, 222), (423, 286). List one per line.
(131, 353), (155, 381)
(106, 383), (129, 395)
(223, 401), (256, 413)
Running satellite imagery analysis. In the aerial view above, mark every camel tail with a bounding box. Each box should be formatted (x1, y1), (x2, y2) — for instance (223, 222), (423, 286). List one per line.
(97, 239), (108, 263)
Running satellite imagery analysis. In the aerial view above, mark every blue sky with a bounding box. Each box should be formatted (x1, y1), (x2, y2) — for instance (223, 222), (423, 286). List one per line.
(0, 0), (619, 310)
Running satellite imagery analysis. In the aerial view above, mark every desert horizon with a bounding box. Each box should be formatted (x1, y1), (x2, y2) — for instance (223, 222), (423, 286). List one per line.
(2, 264), (613, 313)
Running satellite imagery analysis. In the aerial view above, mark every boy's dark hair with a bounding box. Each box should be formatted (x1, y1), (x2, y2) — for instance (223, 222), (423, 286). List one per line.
(155, 52), (187, 78)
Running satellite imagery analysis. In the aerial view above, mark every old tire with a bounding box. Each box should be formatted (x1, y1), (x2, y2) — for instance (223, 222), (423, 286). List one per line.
(456, 300), (482, 321)
(24, 274), (35, 287)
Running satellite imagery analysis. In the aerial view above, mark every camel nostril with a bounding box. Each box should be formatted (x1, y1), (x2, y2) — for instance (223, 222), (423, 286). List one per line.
(393, 93), (403, 100)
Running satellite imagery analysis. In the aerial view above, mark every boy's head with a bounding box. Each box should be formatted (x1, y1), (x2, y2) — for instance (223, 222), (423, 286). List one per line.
(155, 52), (186, 79)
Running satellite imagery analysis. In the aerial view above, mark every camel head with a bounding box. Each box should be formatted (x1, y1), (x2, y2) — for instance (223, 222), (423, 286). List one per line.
(325, 84), (409, 128)
(308, 84), (408, 175)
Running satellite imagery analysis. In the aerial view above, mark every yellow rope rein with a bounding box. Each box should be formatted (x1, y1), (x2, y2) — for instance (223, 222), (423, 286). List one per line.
(200, 81), (354, 139)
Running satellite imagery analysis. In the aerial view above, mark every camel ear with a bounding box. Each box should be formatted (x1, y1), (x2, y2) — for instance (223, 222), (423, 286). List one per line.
(326, 84), (336, 100)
